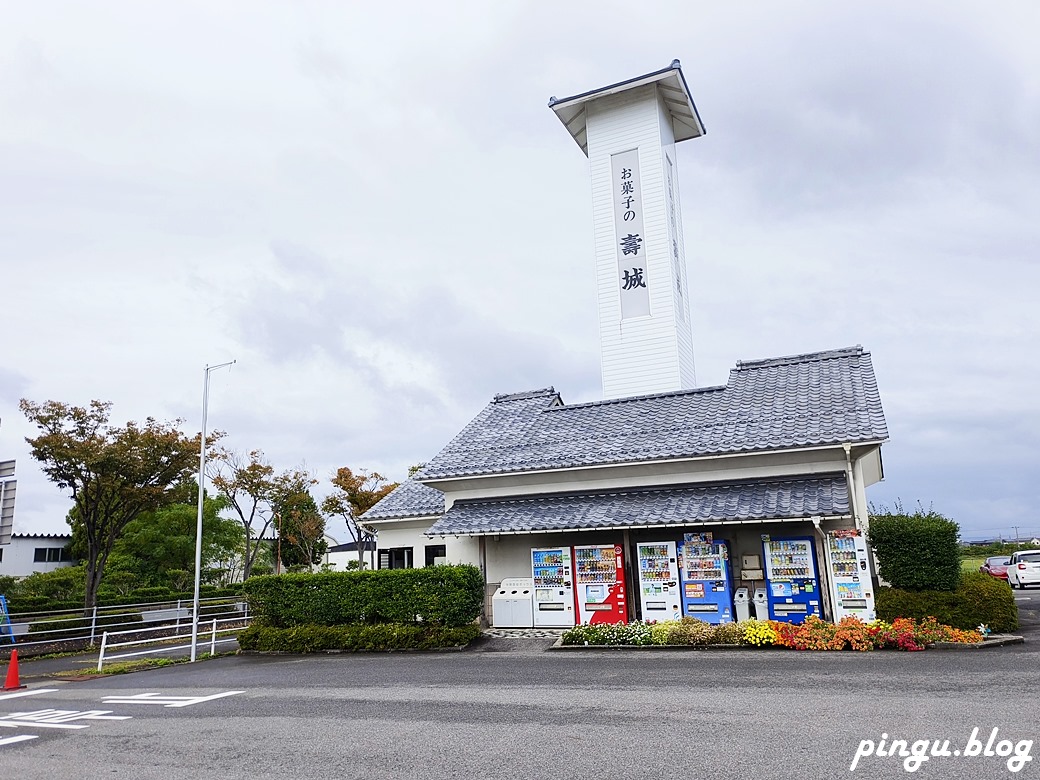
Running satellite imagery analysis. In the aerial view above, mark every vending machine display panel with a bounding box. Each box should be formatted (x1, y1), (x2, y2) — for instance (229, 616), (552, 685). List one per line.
(573, 543), (627, 624)
(762, 536), (821, 624)
(677, 535), (734, 624)
(636, 541), (681, 622)
(531, 547), (576, 627)
(825, 530), (876, 621)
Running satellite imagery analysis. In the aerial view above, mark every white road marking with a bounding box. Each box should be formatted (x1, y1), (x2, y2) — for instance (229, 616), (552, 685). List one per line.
(0, 735), (38, 746)
(0, 689), (59, 702)
(0, 709), (131, 730)
(101, 691), (244, 708)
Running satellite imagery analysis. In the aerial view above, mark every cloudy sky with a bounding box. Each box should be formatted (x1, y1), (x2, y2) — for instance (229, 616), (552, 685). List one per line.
(2, 1), (1037, 542)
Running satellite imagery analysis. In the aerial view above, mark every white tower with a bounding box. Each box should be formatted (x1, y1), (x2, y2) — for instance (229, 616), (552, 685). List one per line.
(550, 60), (705, 399)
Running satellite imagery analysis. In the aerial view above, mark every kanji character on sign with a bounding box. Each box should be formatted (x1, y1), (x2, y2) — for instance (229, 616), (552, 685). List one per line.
(619, 234), (642, 256)
(622, 268), (647, 290)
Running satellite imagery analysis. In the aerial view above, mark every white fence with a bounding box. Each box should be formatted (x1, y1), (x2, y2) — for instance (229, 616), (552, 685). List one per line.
(96, 614), (247, 671)
(0, 596), (249, 653)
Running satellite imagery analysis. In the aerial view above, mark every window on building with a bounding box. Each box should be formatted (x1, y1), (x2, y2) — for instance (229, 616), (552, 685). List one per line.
(424, 544), (446, 567)
(33, 547), (71, 563)
(378, 547), (413, 570)
(0, 548), (4, 562)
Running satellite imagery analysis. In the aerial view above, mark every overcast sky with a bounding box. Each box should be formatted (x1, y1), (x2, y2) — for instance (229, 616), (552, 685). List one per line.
(2, 1), (1038, 542)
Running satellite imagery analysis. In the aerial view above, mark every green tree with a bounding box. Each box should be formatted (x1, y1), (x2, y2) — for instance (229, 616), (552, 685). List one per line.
(19, 399), (207, 610)
(209, 449), (315, 580)
(103, 496), (241, 588)
(275, 490), (327, 571)
(321, 467), (398, 570)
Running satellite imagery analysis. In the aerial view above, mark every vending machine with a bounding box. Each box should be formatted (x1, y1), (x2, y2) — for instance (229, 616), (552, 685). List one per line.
(635, 541), (682, 622)
(573, 543), (627, 624)
(531, 547), (576, 627)
(825, 530), (876, 622)
(762, 536), (822, 624)
(677, 533), (735, 624)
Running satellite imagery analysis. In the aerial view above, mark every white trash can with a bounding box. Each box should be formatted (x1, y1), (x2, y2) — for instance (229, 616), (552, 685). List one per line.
(733, 587), (751, 622)
(491, 577), (534, 628)
(753, 587), (769, 621)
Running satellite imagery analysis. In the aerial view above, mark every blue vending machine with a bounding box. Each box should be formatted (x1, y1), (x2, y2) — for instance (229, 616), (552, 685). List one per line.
(762, 535), (822, 624)
(678, 533), (734, 624)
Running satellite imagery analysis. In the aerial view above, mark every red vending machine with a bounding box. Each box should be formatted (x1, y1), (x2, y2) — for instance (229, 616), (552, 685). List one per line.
(573, 543), (628, 624)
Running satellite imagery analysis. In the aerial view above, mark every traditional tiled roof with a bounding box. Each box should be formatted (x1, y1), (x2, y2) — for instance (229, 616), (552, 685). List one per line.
(361, 479), (445, 521)
(418, 346), (887, 480)
(426, 475), (850, 536)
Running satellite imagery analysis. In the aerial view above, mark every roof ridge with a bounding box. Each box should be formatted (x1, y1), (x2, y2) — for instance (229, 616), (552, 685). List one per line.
(734, 345), (864, 371)
(492, 387), (558, 403)
(545, 384), (727, 412)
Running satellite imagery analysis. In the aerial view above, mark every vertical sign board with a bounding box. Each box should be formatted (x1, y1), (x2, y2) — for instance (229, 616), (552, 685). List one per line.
(610, 150), (650, 319)
(0, 478), (15, 546)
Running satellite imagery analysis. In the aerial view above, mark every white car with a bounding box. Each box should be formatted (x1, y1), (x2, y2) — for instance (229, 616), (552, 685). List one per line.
(1006, 550), (1040, 589)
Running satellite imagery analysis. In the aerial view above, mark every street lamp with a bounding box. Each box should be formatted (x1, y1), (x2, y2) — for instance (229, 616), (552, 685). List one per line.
(191, 360), (235, 662)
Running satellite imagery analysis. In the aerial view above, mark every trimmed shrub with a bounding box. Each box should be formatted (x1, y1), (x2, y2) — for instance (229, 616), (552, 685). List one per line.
(665, 617), (714, 645)
(711, 621), (744, 645)
(876, 572), (1018, 632)
(242, 565), (484, 628)
(238, 623), (481, 652)
(868, 507), (961, 591)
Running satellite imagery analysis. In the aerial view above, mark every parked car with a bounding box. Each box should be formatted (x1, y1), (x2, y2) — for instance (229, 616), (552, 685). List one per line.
(979, 556), (1011, 580)
(1006, 550), (1040, 589)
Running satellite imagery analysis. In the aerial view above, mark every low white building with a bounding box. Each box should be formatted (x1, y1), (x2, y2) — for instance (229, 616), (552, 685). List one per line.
(0, 533), (76, 578)
(362, 346), (888, 625)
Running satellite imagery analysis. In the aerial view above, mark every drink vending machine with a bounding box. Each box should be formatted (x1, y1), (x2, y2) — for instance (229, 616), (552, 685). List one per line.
(531, 547), (576, 627)
(635, 541), (681, 622)
(573, 543), (627, 624)
(762, 536), (822, 624)
(677, 534), (735, 624)
(825, 530), (876, 621)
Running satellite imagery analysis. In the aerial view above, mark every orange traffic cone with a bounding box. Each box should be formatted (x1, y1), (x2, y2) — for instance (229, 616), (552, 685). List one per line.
(2, 649), (26, 691)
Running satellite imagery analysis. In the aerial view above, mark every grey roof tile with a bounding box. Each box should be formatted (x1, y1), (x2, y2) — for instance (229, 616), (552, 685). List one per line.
(427, 475), (850, 536)
(360, 480), (445, 521)
(420, 346), (888, 480)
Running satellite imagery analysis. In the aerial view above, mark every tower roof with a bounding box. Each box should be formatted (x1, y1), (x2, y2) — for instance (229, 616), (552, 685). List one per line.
(548, 59), (706, 156)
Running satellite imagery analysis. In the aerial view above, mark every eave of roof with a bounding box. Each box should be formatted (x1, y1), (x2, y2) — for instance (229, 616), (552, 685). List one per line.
(426, 474), (850, 537)
(549, 59), (706, 155)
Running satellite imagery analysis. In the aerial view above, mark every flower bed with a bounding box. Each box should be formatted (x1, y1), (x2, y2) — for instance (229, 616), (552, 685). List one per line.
(561, 616), (983, 651)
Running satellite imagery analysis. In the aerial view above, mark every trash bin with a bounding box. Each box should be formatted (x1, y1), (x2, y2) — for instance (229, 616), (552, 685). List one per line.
(753, 587), (769, 621)
(491, 577), (534, 628)
(733, 587), (750, 622)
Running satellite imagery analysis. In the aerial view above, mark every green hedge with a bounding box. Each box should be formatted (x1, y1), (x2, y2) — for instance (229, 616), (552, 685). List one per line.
(238, 623), (482, 652)
(242, 565), (484, 628)
(876, 572), (1018, 632)
(869, 510), (961, 591)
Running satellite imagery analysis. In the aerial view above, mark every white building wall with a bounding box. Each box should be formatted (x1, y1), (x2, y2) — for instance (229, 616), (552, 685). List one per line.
(374, 521), (479, 568)
(586, 84), (697, 398)
(0, 535), (75, 578)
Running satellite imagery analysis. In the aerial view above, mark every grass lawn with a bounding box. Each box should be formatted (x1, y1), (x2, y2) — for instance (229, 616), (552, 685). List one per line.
(962, 557), (986, 573)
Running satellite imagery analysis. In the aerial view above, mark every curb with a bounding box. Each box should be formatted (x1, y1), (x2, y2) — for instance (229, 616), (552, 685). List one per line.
(928, 635), (1025, 650)
(547, 635), (1027, 652)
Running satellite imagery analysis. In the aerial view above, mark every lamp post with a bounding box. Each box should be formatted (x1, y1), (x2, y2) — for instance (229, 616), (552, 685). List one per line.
(191, 360), (235, 663)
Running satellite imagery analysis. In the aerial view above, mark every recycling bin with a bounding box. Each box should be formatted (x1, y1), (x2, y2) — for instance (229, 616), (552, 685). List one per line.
(492, 577), (534, 628)
(734, 587), (750, 622)
(753, 587), (769, 620)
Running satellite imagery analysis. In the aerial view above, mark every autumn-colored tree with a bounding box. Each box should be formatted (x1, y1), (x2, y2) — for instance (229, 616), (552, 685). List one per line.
(19, 399), (206, 610)
(209, 449), (316, 579)
(321, 467), (398, 569)
(275, 490), (327, 571)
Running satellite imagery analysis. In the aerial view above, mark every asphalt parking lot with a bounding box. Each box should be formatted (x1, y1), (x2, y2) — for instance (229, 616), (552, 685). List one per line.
(2, 592), (1036, 780)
